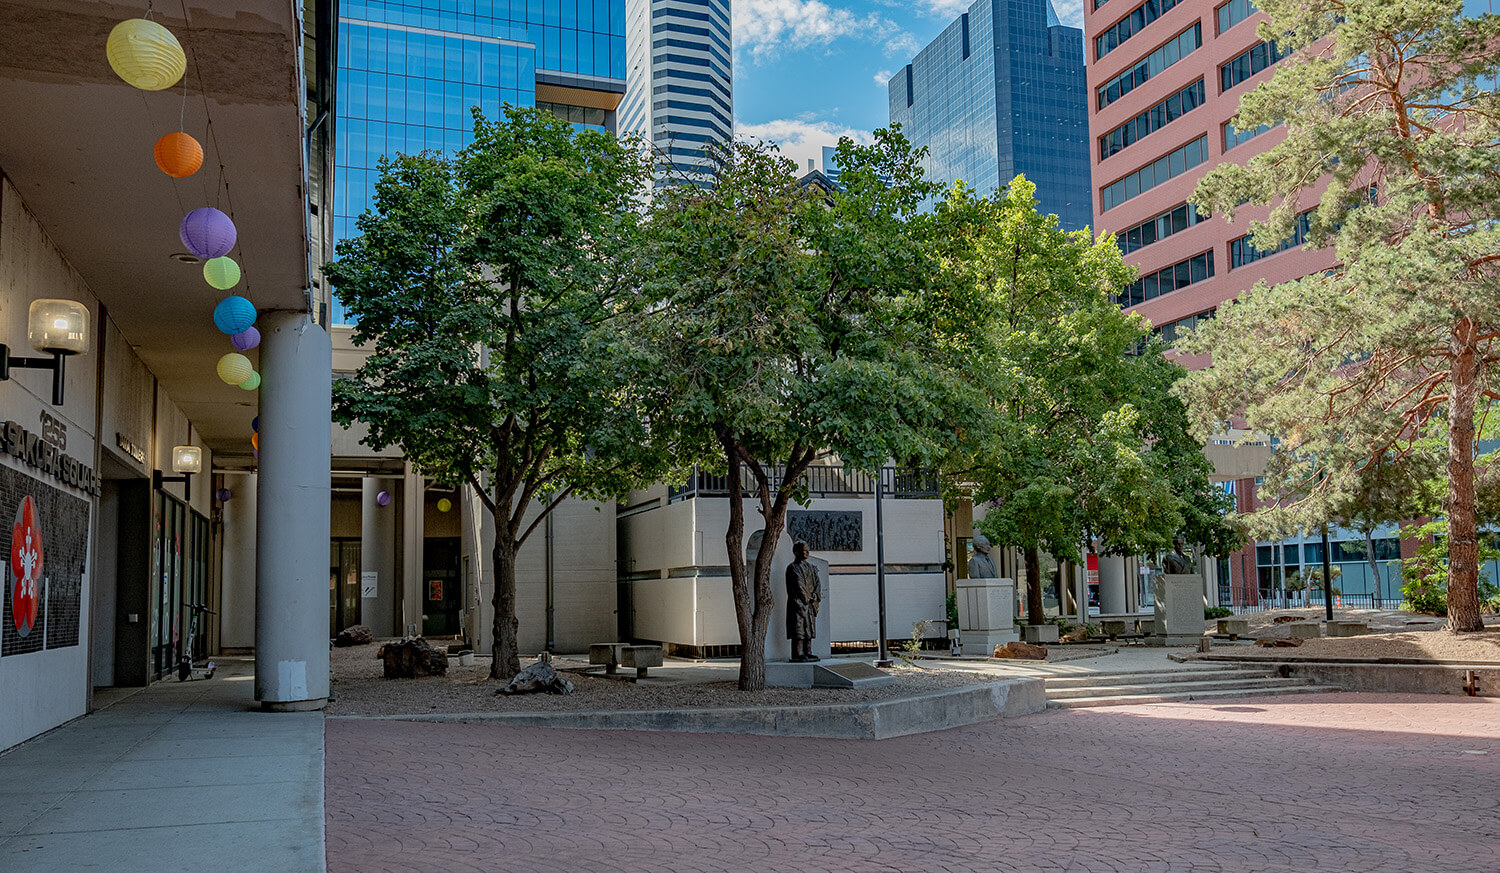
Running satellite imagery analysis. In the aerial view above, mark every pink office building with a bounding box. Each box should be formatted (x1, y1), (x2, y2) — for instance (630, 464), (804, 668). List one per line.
(1082, 0), (1334, 607)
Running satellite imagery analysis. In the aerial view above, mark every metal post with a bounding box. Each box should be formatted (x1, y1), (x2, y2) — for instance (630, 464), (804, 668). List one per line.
(874, 467), (891, 667)
(1321, 525), (1334, 621)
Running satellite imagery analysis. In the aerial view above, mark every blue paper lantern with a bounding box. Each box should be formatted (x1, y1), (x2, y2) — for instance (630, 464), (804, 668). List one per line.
(180, 207), (237, 259)
(213, 296), (257, 334)
(251, 416), (258, 432)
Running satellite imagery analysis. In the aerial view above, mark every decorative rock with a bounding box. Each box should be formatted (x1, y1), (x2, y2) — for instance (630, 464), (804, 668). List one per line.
(994, 641), (1048, 659)
(335, 624), (373, 647)
(1059, 627), (1089, 644)
(375, 637), (448, 678)
(500, 661), (575, 695)
(1273, 615), (1301, 624)
(1257, 637), (1304, 648)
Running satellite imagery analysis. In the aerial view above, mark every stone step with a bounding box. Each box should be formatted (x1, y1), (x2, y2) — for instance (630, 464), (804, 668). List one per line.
(1046, 682), (1335, 709)
(1043, 668), (1274, 690)
(1045, 676), (1312, 701)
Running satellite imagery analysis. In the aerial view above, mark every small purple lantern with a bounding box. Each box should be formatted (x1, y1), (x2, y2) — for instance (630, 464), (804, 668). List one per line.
(231, 326), (261, 351)
(180, 207), (237, 259)
(215, 488), (233, 502)
(376, 490), (391, 506)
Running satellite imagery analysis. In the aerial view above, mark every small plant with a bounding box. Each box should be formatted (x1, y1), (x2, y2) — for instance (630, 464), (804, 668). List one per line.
(1205, 606), (1233, 620)
(946, 593), (960, 630)
(899, 619), (935, 665)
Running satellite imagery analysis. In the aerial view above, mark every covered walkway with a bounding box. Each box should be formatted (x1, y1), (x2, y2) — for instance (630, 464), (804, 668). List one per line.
(0, 659), (323, 873)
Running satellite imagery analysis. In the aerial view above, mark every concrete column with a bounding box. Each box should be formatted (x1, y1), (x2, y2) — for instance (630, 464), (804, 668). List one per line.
(401, 464), (425, 635)
(220, 472), (258, 650)
(255, 312), (331, 711)
(1098, 555), (1128, 614)
(361, 476), (398, 636)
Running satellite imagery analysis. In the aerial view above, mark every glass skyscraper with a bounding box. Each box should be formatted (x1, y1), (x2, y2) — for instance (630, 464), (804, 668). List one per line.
(889, 0), (1092, 231)
(333, 0), (628, 323)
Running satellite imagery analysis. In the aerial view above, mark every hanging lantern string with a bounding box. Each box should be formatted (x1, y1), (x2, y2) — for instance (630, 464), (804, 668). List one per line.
(178, 0), (250, 299)
(138, 89), (191, 219)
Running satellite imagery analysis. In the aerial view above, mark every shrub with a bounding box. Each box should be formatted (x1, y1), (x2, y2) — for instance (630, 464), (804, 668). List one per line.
(1204, 606), (1233, 619)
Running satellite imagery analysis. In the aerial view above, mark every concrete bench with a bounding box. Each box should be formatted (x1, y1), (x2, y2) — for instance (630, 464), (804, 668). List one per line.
(1216, 619), (1249, 640)
(1288, 622), (1321, 639)
(1327, 620), (1369, 637)
(620, 645), (663, 679)
(589, 643), (664, 679)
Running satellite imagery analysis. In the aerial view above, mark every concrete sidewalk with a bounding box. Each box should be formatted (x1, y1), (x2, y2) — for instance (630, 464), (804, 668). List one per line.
(0, 658), (324, 873)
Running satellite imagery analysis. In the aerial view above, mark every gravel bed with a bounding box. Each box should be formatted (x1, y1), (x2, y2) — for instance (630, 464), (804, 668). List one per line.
(1196, 608), (1500, 661)
(327, 646), (999, 717)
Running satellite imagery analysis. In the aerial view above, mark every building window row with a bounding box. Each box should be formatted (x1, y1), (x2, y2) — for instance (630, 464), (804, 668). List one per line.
(1096, 0), (1189, 61)
(651, 83), (732, 113)
(651, 38), (732, 70)
(650, 7), (732, 45)
(651, 22), (731, 56)
(652, 68), (731, 95)
(652, 98), (733, 127)
(536, 101), (606, 127)
(1229, 210), (1313, 269)
(1216, 0), (1257, 33)
(1099, 78), (1205, 161)
(1117, 201), (1206, 255)
(1221, 40), (1288, 91)
(1117, 248), (1215, 306)
(1156, 307), (1215, 347)
(654, 113), (730, 135)
(1097, 22), (1201, 109)
(1222, 118), (1275, 150)
(1100, 134), (1209, 212)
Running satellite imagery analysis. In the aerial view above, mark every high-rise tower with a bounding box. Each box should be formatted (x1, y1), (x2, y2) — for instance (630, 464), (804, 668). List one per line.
(620, 0), (734, 187)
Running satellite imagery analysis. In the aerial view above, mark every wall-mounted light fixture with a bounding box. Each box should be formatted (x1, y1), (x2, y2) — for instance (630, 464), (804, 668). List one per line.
(0, 300), (90, 405)
(154, 445), (203, 501)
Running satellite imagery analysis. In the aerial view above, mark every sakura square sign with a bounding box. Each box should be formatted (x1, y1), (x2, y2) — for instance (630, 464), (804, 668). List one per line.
(1, 463), (88, 656)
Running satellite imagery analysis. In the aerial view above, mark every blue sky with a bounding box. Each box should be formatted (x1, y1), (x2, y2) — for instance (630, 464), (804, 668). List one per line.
(731, 0), (1086, 170)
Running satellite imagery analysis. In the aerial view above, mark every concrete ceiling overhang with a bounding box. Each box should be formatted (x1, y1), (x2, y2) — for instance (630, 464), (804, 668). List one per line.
(0, 0), (309, 456)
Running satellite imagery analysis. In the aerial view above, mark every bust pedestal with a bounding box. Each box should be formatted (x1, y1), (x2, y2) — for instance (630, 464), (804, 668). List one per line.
(956, 576), (1019, 655)
(1150, 573), (1205, 646)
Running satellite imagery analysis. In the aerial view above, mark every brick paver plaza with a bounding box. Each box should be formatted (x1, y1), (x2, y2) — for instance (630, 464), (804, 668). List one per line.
(326, 693), (1500, 872)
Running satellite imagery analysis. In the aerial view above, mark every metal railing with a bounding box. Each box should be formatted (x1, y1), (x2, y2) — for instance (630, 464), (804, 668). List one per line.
(1224, 592), (1398, 612)
(668, 464), (940, 503)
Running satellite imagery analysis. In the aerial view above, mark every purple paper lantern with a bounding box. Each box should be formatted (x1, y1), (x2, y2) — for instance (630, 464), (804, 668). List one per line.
(215, 488), (233, 502)
(179, 207), (237, 259)
(231, 326), (261, 351)
(376, 490), (392, 507)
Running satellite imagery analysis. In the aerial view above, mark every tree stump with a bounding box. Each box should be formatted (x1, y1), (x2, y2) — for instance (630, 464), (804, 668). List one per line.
(375, 637), (448, 678)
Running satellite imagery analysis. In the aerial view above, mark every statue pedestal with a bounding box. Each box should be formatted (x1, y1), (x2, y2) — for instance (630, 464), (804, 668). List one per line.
(1150, 573), (1205, 645)
(956, 576), (1019, 655)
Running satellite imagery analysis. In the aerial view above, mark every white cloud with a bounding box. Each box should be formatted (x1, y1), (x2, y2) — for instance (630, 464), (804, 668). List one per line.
(883, 32), (924, 58)
(736, 118), (874, 174)
(734, 0), (914, 62)
(873, 69), (893, 87)
(1051, 0), (1086, 28)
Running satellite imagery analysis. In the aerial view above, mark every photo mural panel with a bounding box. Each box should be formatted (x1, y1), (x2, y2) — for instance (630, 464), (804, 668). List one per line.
(2, 464), (89, 656)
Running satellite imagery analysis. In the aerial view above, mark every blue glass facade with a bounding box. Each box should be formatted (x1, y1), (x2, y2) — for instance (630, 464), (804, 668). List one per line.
(333, 0), (627, 323)
(888, 0), (1092, 231)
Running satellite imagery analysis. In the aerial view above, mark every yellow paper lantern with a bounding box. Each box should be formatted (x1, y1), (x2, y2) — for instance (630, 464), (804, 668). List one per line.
(204, 257), (241, 290)
(239, 371), (261, 391)
(154, 132), (202, 177)
(106, 19), (187, 91)
(437, 498), (452, 513)
(216, 352), (252, 385)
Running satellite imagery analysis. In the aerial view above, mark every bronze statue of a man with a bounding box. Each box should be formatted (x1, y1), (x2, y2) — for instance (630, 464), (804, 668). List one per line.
(786, 540), (821, 662)
(1162, 537), (1196, 575)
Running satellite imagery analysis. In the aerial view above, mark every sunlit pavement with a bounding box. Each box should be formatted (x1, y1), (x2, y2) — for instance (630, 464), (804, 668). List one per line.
(326, 692), (1500, 873)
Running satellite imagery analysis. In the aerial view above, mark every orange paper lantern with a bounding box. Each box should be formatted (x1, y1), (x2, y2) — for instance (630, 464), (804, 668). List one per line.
(154, 132), (203, 177)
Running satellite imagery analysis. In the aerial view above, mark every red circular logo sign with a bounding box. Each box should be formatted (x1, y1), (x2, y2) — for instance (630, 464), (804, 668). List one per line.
(10, 495), (43, 637)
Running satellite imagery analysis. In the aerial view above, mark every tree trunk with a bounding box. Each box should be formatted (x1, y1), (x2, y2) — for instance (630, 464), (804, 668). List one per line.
(745, 502), (790, 690)
(1446, 318), (1485, 632)
(1025, 545), (1045, 625)
(489, 520), (522, 679)
(1365, 528), (1383, 604)
(722, 444), (762, 690)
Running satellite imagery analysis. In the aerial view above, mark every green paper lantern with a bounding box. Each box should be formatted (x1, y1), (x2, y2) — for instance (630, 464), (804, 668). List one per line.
(204, 257), (241, 290)
(239, 371), (261, 391)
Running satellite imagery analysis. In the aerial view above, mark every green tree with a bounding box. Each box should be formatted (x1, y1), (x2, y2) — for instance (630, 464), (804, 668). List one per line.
(323, 107), (662, 679)
(1182, 0), (1500, 631)
(639, 132), (984, 690)
(935, 180), (1239, 624)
